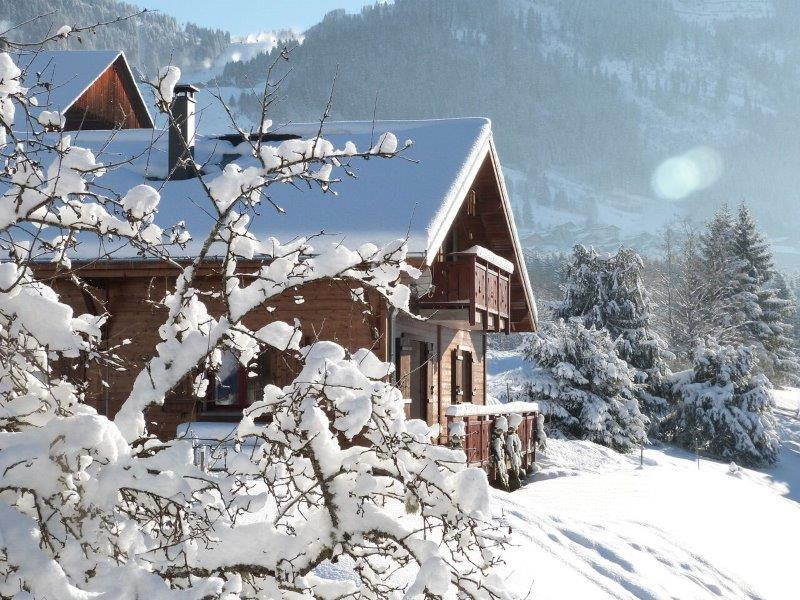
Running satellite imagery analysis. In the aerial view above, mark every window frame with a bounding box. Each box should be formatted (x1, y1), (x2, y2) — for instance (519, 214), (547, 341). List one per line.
(202, 351), (275, 415)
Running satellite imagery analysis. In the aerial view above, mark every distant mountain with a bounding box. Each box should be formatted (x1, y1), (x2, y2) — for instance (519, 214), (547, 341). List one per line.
(203, 0), (800, 270)
(0, 0), (229, 76)
(5, 0), (800, 270)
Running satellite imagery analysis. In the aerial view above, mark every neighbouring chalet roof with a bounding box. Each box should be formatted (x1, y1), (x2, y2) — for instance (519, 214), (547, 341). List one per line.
(12, 50), (154, 129)
(11, 117), (538, 325)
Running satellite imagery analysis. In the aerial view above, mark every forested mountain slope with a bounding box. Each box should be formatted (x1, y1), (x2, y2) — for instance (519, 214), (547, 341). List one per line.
(4, 0), (800, 268)
(0, 0), (229, 75)
(210, 0), (800, 268)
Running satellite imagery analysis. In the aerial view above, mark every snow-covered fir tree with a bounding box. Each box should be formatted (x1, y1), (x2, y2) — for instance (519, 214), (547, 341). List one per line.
(698, 205), (743, 343)
(766, 272), (800, 384)
(525, 318), (648, 453)
(731, 204), (799, 385)
(553, 245), (672, 424)
(791, 275), (800, 351)
(670, 339), (780, 467)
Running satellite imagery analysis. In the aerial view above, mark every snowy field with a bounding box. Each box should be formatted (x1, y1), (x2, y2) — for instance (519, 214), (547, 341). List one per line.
(492, 388), (800, 599)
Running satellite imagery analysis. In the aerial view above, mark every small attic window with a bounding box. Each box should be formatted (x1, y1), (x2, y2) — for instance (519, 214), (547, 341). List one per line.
(466, 189), (477, 216)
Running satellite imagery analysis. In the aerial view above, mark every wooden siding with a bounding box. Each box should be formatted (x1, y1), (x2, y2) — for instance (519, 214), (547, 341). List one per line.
(64, 56), (152, 130)
(393, 314), (485, 444)
(49, 272), (382, 440)
(437, 154), (535, 331)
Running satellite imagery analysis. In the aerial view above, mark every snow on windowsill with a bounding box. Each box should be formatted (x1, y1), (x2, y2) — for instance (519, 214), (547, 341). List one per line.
(445, 400), (538, 417)
(177, 421), (240, 442)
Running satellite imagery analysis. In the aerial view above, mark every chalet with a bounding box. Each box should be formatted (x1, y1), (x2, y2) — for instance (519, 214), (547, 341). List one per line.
(14, 50), (153, 130)
(19, 51), (539, 471)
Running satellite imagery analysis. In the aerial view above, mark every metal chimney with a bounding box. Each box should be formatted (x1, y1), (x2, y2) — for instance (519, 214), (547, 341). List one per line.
(168, 83), (199, 180)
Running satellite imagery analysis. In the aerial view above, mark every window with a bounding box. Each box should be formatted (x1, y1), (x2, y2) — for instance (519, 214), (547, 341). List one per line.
(204, 351), (274, 413)
(451, 348), (473, 404)
(466, 189), (477, 216)
(462, 350), (473, 404)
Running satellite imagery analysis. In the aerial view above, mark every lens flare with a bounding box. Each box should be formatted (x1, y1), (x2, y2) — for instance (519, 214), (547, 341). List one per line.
(651, 146), (723, 200)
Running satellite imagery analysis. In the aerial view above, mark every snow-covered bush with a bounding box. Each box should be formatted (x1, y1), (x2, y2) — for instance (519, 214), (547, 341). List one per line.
(0, 25), (512, 599)
(554, 245), (672, 425)
(670, 339), (780, 467)
(525, 318), (648, 453)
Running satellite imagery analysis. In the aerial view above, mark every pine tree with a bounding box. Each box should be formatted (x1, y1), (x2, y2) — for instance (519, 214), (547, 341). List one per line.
(699, 205), (742, 343)
(731, 203), (770, 325)
(763, 272), (800, 385)
(671, 339), (780, 467)
(791, 275), (800, 351)
(521, 197), (533, 228)
(731, 204), (799, 384)
(554, 245), (672, 424)
(525, 318), (648, 452)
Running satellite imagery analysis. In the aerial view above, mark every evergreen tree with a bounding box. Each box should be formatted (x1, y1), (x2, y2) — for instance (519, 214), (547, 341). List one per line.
(731, 204), (799, 384)
(533, 173), (552, 207)
(554, 245), (672, 423)
(763, 272), (800, 385)
(670, 339), (780, 467)
(521, 197), (533, 228)
(791, 275), (800, 351)
(525, 318), (648, 452)
(699, 205), (741, 343)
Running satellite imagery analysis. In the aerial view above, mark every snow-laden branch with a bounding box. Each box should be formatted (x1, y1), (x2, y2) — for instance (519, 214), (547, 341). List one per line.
(0, 37), (513, 599)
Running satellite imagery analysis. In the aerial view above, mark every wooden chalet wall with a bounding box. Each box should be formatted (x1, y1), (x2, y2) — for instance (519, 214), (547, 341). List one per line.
(49, 266), (384, 440)
(393, 314), (486, 445)
(48, 261), (488, 443)
(440, 154), (533, 331)
(64, 56), (152, 130)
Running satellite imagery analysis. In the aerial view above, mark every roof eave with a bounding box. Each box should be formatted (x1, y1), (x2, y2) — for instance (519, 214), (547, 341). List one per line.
(424, 126), (492, 266)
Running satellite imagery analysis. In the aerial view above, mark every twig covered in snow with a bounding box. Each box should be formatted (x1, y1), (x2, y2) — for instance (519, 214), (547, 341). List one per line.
(0, 21), (513, 600)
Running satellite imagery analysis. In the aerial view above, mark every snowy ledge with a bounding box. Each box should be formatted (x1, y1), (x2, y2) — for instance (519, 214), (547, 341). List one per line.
(446, 401), (538, 417)
(453, 245), (515, 274)
(177, 421), (239, 442)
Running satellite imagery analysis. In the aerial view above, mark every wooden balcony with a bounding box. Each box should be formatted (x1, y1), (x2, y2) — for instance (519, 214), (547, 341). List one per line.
(417, 245), (513, 333)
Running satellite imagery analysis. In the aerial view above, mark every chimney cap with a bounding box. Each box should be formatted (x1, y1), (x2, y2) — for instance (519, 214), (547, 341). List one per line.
(175, 83), (199, 95)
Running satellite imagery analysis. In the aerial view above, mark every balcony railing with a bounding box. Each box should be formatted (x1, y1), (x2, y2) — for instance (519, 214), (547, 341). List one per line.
(445, 401), (540, 490)
(418, 245), (513, 332)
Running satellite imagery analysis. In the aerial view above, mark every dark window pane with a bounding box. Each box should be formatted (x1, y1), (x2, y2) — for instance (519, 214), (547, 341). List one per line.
(213, 352), (240, 406)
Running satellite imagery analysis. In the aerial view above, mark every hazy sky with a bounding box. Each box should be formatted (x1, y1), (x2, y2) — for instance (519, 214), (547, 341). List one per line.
(132, 1), (378, 37)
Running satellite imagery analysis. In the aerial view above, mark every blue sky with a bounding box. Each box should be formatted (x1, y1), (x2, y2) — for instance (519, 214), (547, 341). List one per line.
(132, 1), (378, 37)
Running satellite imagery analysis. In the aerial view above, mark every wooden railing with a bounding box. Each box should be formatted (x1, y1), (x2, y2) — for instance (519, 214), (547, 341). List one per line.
(445, 402), (539, 489)
(419, 247), (512, 332)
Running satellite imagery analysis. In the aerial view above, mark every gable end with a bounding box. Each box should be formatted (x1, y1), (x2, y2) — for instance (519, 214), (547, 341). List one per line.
(64, 55), (154, 130)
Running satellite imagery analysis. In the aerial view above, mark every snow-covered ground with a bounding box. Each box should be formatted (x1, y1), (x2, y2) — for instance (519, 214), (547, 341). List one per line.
(492, 387), (800, 599)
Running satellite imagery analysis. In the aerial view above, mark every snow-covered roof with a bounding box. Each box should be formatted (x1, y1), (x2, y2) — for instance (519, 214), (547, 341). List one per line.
(12, 116), (537, 326)
(12, 50), (153, 128)
(42, 118), (495, 259)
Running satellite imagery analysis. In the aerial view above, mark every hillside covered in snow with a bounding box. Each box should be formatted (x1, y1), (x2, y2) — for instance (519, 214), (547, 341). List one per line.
(492, 386), (800, 599)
